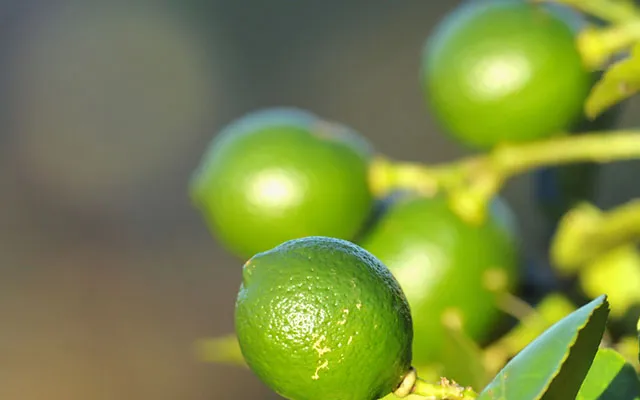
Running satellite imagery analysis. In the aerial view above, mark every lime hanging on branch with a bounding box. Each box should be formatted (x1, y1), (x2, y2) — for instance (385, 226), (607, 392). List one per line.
(234, 236), (478, 400)
(234, 236), (414, 400)
(358, 193), (520, 370)
(189, 108), (375, 259)
(421, 0), (593, 149)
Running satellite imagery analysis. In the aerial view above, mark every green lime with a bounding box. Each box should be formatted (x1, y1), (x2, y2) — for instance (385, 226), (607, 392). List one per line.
(235, 236), (413, 400)
(421, 0), (593, 149)
(358, 193), (519, 368)
(189, 108), (375, 260)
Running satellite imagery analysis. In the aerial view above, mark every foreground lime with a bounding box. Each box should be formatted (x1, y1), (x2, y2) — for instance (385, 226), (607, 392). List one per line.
(189, 108), (374, 259)
(358, 193), (519, 368)
(235, 236), (413, 400)
(421, 0), (592, 149)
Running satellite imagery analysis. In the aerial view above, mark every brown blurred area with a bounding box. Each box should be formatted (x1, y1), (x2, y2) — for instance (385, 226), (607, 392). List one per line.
(1, 1), (639, 399)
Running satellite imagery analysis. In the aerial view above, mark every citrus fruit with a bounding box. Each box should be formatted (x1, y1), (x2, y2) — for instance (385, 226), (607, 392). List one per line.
(420, 0), (593, 149)
(235, 236), (413, 400)
(358, 193), (519, 368)
(189, 108), (375, 259)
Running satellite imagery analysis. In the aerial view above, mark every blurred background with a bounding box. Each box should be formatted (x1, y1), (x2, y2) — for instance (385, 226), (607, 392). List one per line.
(1, 1), (639, 399)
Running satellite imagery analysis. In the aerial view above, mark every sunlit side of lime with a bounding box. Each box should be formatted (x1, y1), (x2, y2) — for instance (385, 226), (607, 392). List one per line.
(190, 108), (374, 259)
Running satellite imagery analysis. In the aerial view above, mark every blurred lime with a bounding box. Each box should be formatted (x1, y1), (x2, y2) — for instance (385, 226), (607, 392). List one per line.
(421, 0), (592, 149)
(235, 236), (413, 400)
(358, 193), (519, 367)
(190, 108), (374, 259)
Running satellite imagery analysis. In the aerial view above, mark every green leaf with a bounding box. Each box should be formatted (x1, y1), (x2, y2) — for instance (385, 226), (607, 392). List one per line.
(193, 334), (247, 368)
(637, 316), (640, 364)
(585, 44), (640, 119)
(497, 293), (577, 356)
(478, 295), (610, 400)
(483, 293), (577, 377)
(576, 348), (640, 400)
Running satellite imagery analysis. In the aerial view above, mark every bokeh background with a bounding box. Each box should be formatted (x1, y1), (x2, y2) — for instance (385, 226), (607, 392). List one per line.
(1, 1), (639, 399)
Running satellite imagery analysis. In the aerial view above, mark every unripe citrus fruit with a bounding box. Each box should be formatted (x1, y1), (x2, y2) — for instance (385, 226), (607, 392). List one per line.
(235, 236), (414, 400)
(421, 0), (592, 149)
(358, 194), (519, 368)
(189, 108), (374, 259)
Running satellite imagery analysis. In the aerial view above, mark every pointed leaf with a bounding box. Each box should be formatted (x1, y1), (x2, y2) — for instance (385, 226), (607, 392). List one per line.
(479, 295), (610, 400)
(194, 334), (247, 368)
(576, 348), (640, 400)
(483, 293), (576, 376)
(498, 293), (577, 356)
(585, 44), (640, 119)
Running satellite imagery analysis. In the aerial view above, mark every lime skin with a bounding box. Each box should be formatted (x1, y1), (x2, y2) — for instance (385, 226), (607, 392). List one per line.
(235, 236), (414, 400)
(421, 0), (593, 149)
(358, 193), (520, 368)
(189, 108), (375, 260)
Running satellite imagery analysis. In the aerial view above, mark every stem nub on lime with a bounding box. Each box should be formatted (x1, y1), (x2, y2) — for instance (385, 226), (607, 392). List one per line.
(421, 0), (593, 150)
(189, 108), (375, 260)
(235, 236), (414, 400)
(358, 193), (519, 370)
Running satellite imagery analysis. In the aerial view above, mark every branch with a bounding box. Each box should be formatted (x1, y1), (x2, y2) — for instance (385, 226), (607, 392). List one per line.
(412, 378), (478, 399)
(394, 368), (478, 399)
(533, 0), (640, 24)
(579, 20), (640, 69)
(370, 131), (640, 224)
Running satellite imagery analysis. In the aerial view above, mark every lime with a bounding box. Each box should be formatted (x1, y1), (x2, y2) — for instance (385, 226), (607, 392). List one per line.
(235, 236), (413, 400)
(358, 193), (519, 368)
(421, 0), (592, 149)
(189, 108), (375, 259)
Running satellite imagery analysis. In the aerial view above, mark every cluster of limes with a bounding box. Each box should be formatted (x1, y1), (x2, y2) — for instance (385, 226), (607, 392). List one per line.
(190, 1), (595, 399)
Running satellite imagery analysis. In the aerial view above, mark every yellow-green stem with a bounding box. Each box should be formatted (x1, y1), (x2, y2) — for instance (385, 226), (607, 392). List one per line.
(487, 131), (640, 174)
(579, 20), (640, 69)
(394, 369), (478, 399)
(412, 377), (478, 399)
(371, 131), (640, 224)
(533, 0), (640, 24)
(369, 156), (459, 198)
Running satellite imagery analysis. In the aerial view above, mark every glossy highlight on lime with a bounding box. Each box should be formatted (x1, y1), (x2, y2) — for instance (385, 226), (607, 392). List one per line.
(234, 236), (414, 400)
(189, 108), (375, 260)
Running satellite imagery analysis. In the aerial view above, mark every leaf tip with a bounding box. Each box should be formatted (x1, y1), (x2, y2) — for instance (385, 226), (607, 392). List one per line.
(597, 294), (610, 312)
